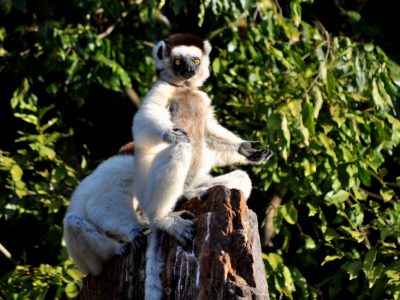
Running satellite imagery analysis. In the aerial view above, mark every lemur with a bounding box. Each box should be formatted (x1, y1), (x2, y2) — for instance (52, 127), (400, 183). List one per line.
(63, 142), (147, 276)
(63, 33), (272, 298)
(132, 33), (273, 299)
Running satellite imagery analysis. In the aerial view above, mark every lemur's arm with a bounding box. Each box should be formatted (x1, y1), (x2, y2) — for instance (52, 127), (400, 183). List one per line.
(133, 87), (189, 149)
(205, 107), (272, 167)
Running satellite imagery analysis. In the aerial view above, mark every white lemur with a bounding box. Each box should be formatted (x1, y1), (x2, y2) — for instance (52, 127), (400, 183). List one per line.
(63, 33), (272, 298)
(63, 142), (147, 276)
(132, 33), (273, 299)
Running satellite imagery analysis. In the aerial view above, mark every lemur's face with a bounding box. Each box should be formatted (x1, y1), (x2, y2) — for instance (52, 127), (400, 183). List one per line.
(170, 46), (203, 80)
(154, 34), (212, 87)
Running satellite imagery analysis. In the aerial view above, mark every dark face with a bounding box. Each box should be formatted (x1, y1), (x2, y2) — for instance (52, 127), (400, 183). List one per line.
(172, 56), (201, 80)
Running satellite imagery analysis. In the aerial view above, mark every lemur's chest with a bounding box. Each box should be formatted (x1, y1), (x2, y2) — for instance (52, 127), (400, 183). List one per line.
(166, 88), (207, 180)
(167, 89), (208, 131)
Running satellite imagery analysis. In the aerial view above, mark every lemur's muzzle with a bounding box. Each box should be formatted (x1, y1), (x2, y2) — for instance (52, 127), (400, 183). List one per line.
(174, 58), (197, 79)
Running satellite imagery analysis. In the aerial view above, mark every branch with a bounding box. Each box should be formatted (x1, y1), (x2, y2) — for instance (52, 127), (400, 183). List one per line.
(0, 242), (15, 265)
(125, 86), (141, 108)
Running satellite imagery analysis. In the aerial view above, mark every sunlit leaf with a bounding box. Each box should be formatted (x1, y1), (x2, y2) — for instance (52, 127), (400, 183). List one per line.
(342, 261), (363, 280)
(364, 247), (377, 273)
(325, 190), (349, 205)
(281, 200), (298, 225)
(321, 254), (343, 265)
(380, 186), (395, 202)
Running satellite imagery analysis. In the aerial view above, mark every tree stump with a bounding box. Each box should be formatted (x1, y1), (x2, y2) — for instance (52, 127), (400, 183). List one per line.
(77, 185), (269, 300)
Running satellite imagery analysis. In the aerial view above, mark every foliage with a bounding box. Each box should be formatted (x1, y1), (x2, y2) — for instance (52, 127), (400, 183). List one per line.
(1, 259), (82, 299)
(1, 0), (399, 299)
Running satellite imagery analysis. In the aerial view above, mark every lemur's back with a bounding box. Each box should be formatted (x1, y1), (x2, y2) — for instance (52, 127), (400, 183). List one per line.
(67, 155), (135, 213)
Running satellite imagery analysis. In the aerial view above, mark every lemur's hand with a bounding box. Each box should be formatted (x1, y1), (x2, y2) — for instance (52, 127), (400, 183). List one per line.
(238, 141), (273, 163)
(163, 127), (190, 144)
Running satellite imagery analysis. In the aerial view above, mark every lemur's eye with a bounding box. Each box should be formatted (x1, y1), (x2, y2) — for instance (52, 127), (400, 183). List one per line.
(174, 59), (181, 66)
(194, 59), (201, 65)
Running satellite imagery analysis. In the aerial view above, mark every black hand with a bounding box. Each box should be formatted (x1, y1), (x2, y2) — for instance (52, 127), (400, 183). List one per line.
(238, 141), (273, 163)
(247, 148), (273, 162)
(163, 127), (190, 144)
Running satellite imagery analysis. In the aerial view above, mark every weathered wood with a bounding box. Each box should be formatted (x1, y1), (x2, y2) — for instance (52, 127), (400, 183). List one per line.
(77, 185), (269, 300)
(76, 247), (146, 299)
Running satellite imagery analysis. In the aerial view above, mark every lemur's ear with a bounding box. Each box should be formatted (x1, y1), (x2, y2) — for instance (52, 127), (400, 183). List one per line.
(153, 40), (165, 60)
(203, 40), (212, 56)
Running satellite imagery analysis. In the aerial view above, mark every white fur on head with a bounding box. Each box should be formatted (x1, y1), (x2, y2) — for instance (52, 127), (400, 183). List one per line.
(170, 45), (203, 59)
(153, 40), (166, 70)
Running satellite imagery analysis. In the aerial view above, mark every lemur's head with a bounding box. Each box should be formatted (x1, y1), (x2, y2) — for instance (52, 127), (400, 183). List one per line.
(154, 33), (212, 87)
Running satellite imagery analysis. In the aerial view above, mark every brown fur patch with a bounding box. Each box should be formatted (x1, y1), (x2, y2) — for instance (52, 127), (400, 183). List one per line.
(167, 87), (208, 181)
(118, 141), (135, 155)
(164, 33), (205, 56)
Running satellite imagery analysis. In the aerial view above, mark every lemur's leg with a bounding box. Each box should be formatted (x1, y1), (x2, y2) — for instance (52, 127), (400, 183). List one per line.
(85, 194), (146, 249)
(183, 170), (252, 200)
(141, 143), (195, 244)
(63, 214), (128, 275)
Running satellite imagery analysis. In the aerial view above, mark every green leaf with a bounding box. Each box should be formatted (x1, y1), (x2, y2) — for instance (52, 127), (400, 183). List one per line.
(326, 70), (336, 98)
(322, 254), (344, 265)
(290, 0), (302, 27)
(364, 247), (377, 273)
(306, 202), (318, 217)
(324, 190), (349, 205)
(66, 268), (83, 281)
(282, 265), (296, 294)
(291, 267), (310, 299)
(302, 157), (316, 176)
(342, 261), (363, 280)
(303, 234), (316, 249)
(346, 11), (361, 22)
(14, 113), (38, 125)
(372, 79), (386, 110)
(339, 226), (366, 243)
(265, 252), (283, 269)
(281, 200), (298, 225)
(317, 133), (337, 160)
(65, 282), (80, 298)
(212, 58), (221, 75)
(270, 46), (293, 69)
(380, 186), (395, 202)
(281, 115), (291, 160)
(302, 100), (315, 136)
(366, 263), (384, 288)
(312, 87), (323, 119)
(10, 164), (23, 182)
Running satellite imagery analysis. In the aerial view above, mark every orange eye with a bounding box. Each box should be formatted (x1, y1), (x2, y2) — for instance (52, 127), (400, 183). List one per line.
(174, 59), (181, 65)
(194, 59), (201, 65)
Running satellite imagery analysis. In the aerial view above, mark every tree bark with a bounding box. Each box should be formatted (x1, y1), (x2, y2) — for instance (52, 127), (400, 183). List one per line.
(77, 185), (269, 300)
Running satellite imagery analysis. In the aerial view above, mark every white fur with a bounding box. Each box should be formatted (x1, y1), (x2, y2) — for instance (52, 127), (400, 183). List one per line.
(170, 45), (203, 58)
(145, 231), (164, 300)
(63, 155), (144, 276)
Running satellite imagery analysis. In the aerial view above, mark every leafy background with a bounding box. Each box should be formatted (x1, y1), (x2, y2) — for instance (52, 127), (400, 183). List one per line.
(0, 0), (399, 299)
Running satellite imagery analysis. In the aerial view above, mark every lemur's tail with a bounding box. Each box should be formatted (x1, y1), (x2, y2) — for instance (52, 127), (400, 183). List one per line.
(145, 230), (164, 300)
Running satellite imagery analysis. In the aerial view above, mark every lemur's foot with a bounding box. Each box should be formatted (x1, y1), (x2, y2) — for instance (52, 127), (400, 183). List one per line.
(128, 227), (149, 249)
(164, 210), (196, 245)
(116, 243), (131, 256)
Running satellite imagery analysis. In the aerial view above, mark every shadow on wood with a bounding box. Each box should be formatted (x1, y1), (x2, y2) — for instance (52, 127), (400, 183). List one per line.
(77, 185), (269, 300)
